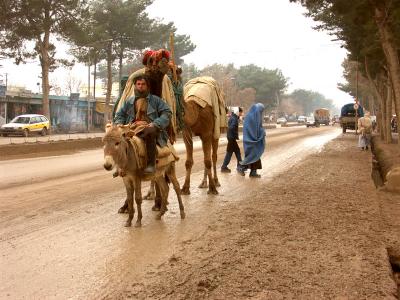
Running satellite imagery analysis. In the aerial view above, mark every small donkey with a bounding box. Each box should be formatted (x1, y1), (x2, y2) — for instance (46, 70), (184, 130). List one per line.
(103, 125), (185, 227)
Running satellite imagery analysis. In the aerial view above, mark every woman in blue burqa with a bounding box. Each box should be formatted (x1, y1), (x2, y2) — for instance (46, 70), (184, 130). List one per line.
(239, 103), (266, 178)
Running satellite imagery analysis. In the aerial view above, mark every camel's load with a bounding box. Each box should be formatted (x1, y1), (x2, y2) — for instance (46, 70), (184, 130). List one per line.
(184, 76), (228, 139)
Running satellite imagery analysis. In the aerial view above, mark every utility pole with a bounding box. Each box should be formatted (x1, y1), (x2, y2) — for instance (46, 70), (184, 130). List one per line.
(87, 57), (91, 132)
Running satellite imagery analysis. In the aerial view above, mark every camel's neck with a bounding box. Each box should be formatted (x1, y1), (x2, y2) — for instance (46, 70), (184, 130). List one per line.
(145, 69), (164, 97)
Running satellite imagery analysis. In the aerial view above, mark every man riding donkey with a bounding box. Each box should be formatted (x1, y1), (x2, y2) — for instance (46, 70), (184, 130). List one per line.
(114, 74), (172, 174)
(112, 48), (183, 212)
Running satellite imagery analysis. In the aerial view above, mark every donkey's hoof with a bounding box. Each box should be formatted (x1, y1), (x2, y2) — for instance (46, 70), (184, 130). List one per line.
(134, 221), (142, 227)
(155, 214), (162, 220)
(207, 189), (219, 195)
(181, 187), (191, 195)
(214, 181), (221, 187)
(118, 207), (127, 214)
(152, 205), (160, 211)
(198, 182), (208, 189)
(125, 220), (132, 227)
(180, 211), (186, 219)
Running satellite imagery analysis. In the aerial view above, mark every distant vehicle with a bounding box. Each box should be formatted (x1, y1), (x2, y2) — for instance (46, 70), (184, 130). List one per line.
(306, 116), (319, 127)
(314, 108), (330, 126)
(276, 117), (287, 125)
(340, 103), (364, 133)
(287, 115), (297, 122)
(297, 116), (307, 123)
(0, 114), (50, 137)
(331, 115), (340, 125)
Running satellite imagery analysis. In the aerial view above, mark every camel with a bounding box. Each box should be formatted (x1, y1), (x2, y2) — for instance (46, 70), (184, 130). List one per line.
(181, 102), (221, 195)
(103, 125), (185, 227)
(141, 77), (226, 197)
(180, 77), (227, 195)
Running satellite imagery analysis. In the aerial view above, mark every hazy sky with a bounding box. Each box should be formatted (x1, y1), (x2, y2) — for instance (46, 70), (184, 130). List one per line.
(0, 0), (353, 108)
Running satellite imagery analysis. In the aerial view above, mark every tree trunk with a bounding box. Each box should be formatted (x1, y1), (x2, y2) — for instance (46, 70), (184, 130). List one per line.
(365, 57), (386, 141)
(378, 78), (388, 142)
(104, 41), (112, 125)
(104, 41), (113, 126)
(93, 55), (97, 101)
(385, 81), (393, 143)
(39, 31), (51, 120)
(374, 5), (400, 146)
(378, 107), (385, 140)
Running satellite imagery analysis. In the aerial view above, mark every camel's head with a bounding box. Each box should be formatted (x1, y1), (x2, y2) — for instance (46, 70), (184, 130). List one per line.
(102, 124), (131, 171)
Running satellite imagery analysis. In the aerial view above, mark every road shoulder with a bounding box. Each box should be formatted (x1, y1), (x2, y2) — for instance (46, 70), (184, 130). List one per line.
(116, 134), (398, 299)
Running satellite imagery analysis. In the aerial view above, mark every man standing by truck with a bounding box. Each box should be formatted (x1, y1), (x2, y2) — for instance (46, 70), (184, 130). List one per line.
(358, 111), (373, 150)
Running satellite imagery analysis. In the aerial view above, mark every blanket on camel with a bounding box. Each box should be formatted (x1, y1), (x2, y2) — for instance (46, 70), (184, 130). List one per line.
(115, 68), (177, 141)
(183, 76), (227, 139)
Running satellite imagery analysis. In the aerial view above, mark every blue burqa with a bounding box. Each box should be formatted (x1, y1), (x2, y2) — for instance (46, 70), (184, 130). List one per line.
(240, 103), (266, 166)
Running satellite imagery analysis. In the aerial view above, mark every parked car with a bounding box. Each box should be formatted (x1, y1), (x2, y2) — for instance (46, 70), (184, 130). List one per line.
(297, 116), (307, 123)
(306, 116), (319, 127)
(276, 117), (287, 125)
(0, 114), (50, 137)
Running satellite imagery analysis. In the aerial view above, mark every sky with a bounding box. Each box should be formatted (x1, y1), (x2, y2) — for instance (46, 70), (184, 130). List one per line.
(0, 0), (353, 108)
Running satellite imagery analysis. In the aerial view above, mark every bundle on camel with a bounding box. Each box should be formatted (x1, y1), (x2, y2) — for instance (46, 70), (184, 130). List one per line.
(184, 76), (227, 140)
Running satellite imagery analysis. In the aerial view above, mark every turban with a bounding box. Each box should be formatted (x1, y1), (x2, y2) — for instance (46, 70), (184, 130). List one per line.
(142, 50), (154, 65)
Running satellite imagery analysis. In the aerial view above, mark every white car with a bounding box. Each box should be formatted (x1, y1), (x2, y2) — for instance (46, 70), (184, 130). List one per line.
(297, 116), (307, 123)
(276, 117), (287, 124)
(0, 114), (50, 137)
(306, 116), (319, 127)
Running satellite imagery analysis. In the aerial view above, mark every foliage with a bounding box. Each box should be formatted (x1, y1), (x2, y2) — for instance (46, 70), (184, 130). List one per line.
(236, 64), (288, 109)
(286, 89), (335, 115)
(0, 0), (88, 117)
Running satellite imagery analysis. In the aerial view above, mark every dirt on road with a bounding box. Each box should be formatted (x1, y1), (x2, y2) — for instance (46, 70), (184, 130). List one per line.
(0, 138), (102, 160)
(114, 134), (399, 299)
(1, 128), (399, 299)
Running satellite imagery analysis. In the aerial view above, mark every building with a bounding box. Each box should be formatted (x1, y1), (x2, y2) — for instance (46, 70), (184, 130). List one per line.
(0, 87), (115, 131)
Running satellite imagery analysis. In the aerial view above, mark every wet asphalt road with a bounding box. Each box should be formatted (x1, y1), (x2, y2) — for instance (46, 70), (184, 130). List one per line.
(0, 126), (340, 299)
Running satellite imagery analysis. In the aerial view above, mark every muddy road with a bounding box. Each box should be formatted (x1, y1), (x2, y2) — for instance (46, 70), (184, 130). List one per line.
(0, 126), (340, 299)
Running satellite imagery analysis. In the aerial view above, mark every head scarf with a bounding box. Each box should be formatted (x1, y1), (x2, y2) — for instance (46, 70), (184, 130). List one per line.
(240, 103), (266, 166)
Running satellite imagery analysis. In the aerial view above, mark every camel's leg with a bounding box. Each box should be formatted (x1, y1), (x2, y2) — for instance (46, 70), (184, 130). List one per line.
(198, 169), (208, 189)
(201, 137), (218, 195)
(123, 177), (135, 227)
(181, 128), (193, 195)
(212, 138), (220, 187)
(143, 180), (155, 200)
(167, 163), (185, 219)
(134, 177), (143, 227)
(154, 176), (168, 220)
(118, 198), (128, 214)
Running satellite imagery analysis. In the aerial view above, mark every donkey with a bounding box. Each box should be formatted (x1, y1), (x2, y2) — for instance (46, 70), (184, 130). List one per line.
(103, 125), (185, 227)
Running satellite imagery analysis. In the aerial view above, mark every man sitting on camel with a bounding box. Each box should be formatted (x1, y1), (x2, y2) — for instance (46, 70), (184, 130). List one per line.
(114, 75), (172, 174)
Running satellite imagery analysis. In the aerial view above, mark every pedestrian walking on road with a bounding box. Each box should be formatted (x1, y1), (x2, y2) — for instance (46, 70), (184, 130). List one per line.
(239, 103), (266, 178)
(221, 107), (244, 173)
(358, 111), (372, 151)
